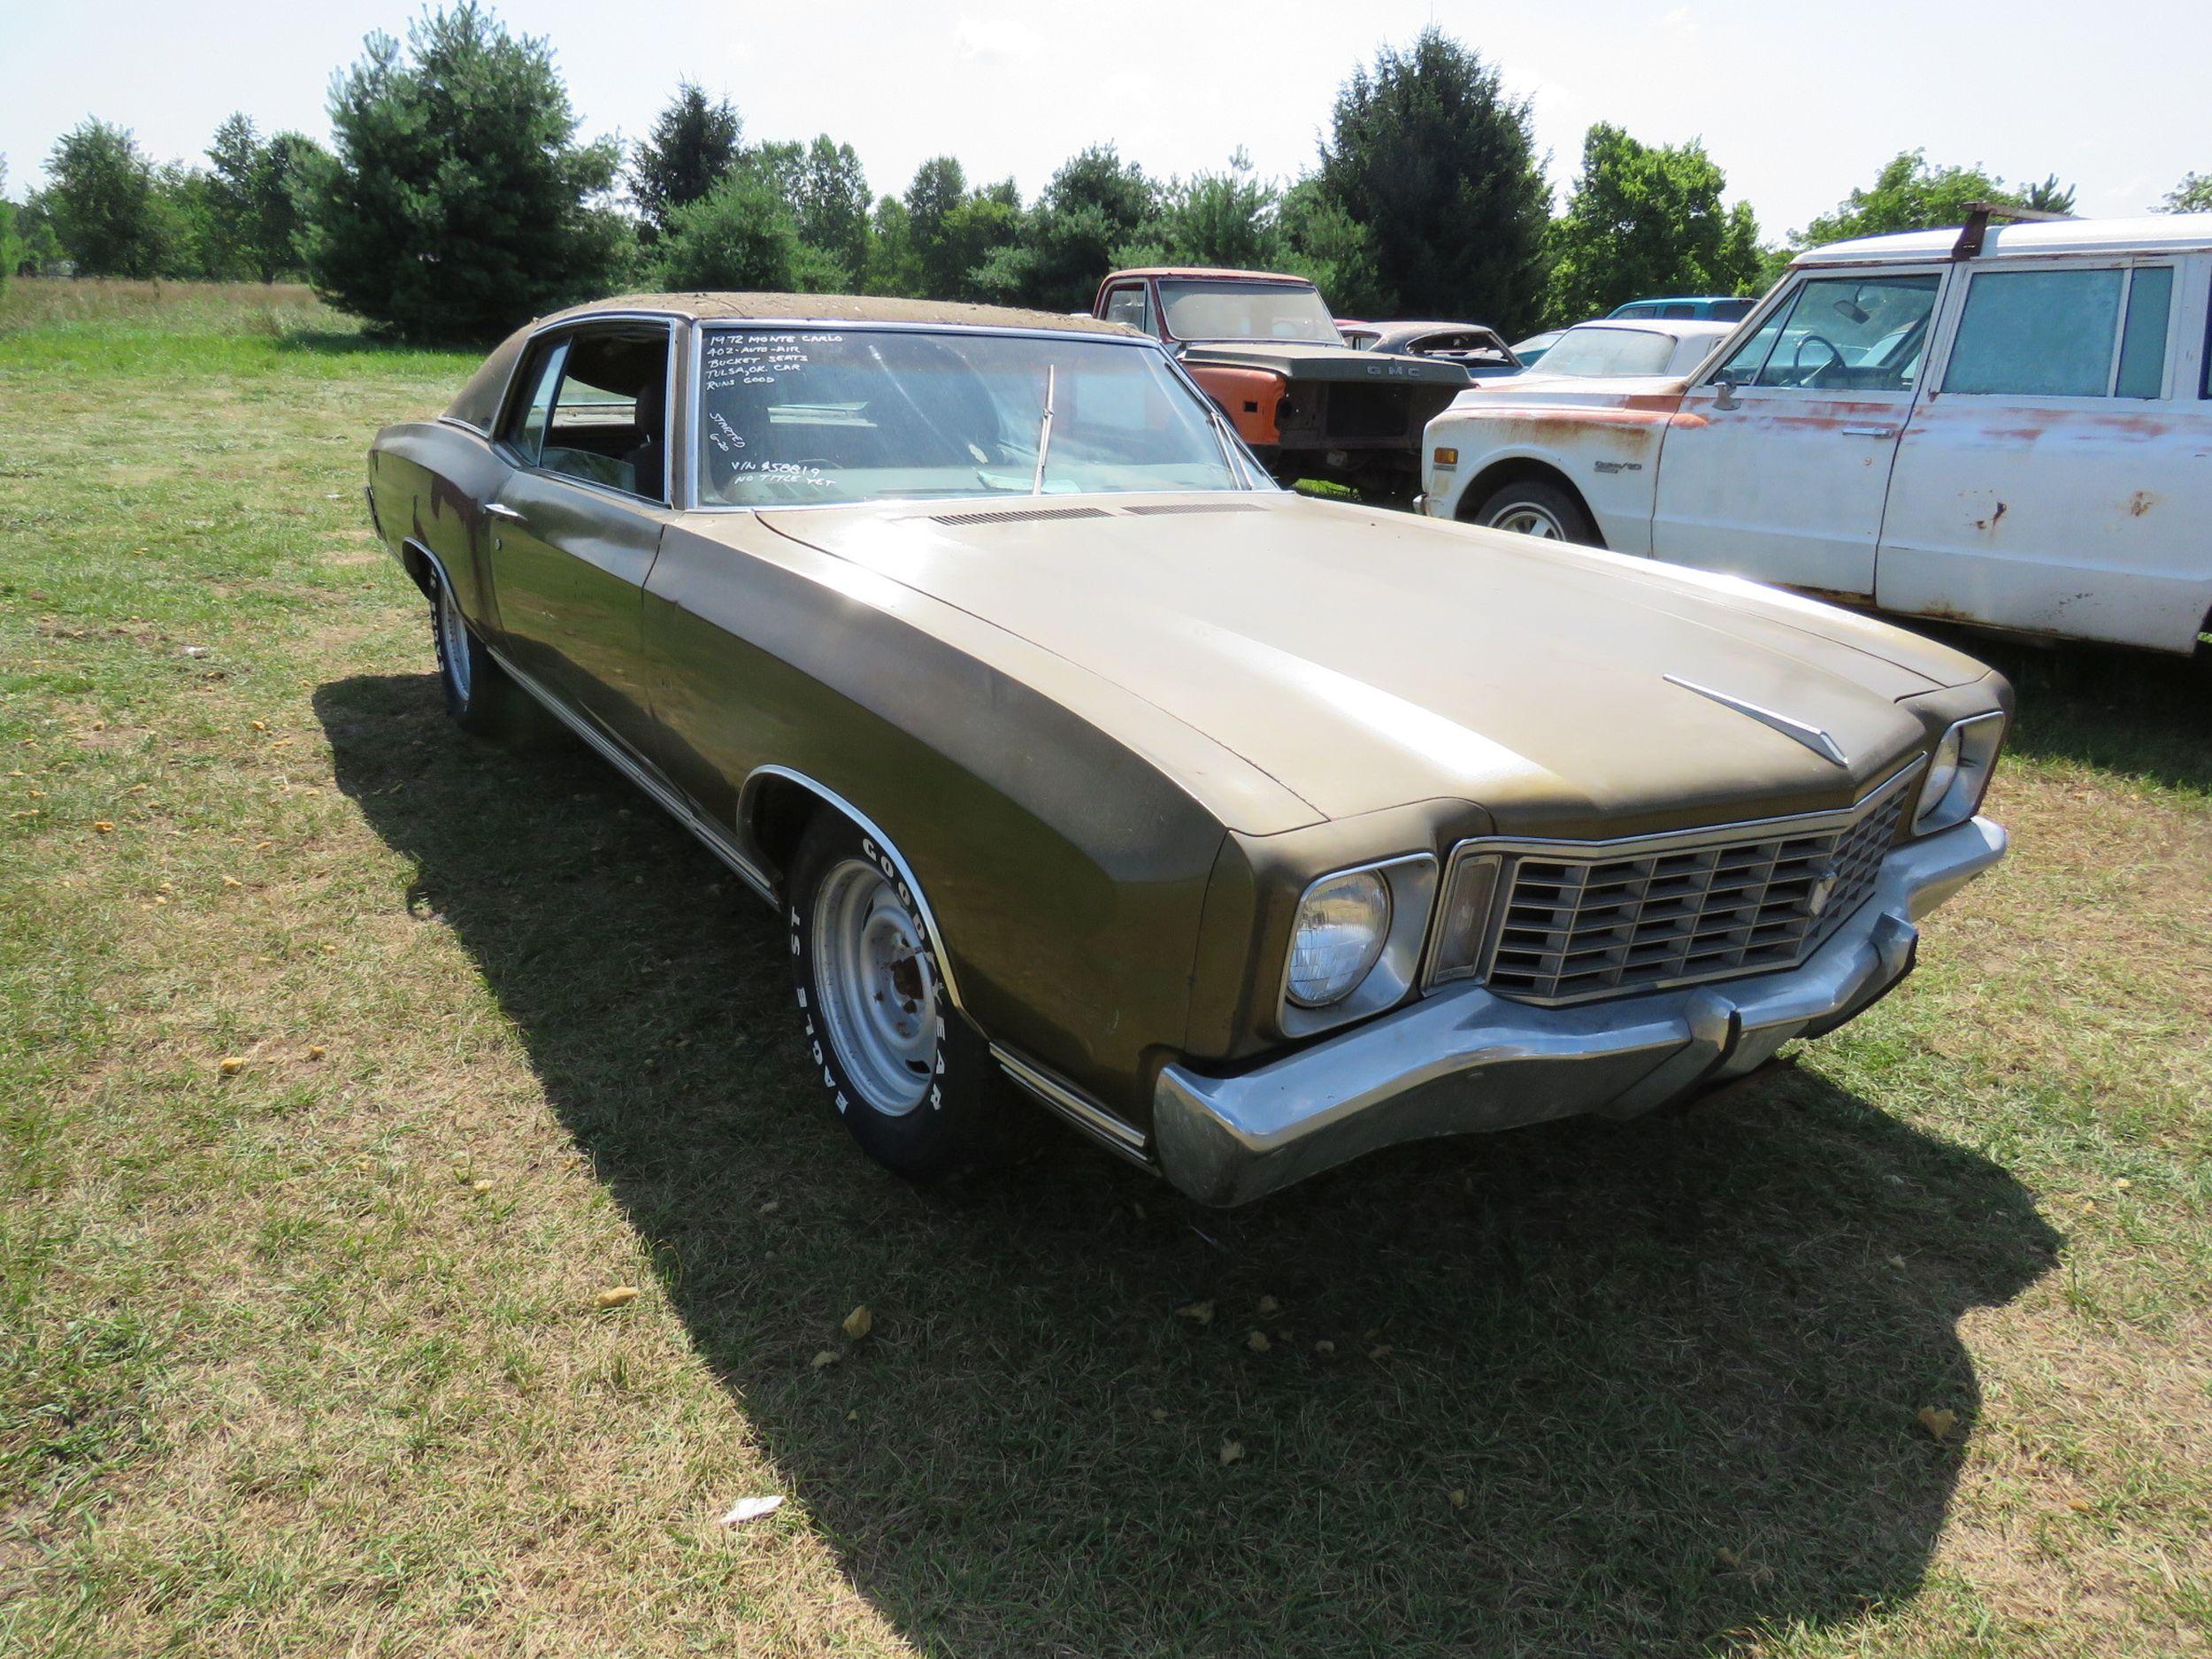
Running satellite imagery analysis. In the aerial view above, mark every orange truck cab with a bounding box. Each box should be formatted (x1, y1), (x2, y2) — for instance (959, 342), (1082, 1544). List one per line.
(1094, 267), (1469, 498)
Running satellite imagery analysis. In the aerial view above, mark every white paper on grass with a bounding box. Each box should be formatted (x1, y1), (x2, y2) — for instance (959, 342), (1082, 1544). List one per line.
(720, 1496), (785, 1525)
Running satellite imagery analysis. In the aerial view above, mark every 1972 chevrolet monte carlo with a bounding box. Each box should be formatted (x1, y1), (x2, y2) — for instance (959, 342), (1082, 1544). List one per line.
(366, 293), (2013, 1206)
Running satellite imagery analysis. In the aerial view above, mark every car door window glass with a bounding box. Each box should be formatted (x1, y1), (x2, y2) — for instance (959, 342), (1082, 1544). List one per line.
(2115, 266), (2173, 399)
(541, 326), (672, 501)
(1102, 285), (1150, 333)
(1944, 267), (2124, 397)
(1745, 274), (1939, 391)
(504, 339), (568, 467)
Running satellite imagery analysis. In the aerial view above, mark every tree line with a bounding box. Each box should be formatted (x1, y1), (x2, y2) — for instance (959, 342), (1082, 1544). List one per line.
(4, 3), (2202, 341)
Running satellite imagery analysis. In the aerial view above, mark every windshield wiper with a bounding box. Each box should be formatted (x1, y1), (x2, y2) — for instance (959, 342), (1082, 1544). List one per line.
(1030, 364), (1056, 496)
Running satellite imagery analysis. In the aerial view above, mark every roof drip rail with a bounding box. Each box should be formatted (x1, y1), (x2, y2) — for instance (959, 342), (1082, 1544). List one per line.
(1950, 200), (2077, 261)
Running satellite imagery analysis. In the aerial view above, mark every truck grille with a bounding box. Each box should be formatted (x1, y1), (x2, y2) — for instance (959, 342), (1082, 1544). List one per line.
(1474, 766), (1917, 1006)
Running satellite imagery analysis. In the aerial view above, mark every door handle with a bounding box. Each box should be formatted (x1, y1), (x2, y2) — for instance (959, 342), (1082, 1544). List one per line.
(1839, 426), (1896, 439)
(483, 502), (528, 524)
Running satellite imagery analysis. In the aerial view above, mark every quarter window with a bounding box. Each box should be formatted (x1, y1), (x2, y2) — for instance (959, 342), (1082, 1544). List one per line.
(2115, 267), (2173, 399)
(505, 338), (568, 467)
(1943, 265), (2173, 399)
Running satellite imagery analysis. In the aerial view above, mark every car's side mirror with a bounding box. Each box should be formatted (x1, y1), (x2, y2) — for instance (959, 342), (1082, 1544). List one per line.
(1713, 372), (1741, 411)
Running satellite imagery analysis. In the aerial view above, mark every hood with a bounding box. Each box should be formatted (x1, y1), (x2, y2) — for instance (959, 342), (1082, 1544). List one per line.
(750, 495), (1986, 839)
(1448, 372), (1692, 412)
(1179, 340), (1471, 386)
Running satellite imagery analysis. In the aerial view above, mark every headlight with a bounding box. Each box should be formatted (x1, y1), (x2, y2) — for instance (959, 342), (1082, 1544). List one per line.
(1286, 870), (1391, 1007)
(1912, 712), (2007, 834)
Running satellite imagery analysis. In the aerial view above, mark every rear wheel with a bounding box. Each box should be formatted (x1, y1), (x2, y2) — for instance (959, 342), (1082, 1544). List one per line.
(786, 812), (1011, 1180)
(1471, 478), (1601, 546)
(429, 569), (528, 737)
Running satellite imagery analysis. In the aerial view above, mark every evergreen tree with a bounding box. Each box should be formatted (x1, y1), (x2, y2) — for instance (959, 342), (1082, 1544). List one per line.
(1317, 29), (1551, 331)
(303, 4), (626, 342)
(631, 83), (741, 240)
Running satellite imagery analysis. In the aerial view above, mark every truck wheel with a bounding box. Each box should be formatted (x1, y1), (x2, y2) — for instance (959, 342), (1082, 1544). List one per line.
(786, 812), (1012, 1181)
(430, 569), (530, 737)
(1471, 479), (1601, 546)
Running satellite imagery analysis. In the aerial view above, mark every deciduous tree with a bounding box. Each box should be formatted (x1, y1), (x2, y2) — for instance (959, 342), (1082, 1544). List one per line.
(207, 115), (323, 282)
(652, 166), (800, 292)
(1796, 150), (2043, 246)
(41, 119), (167, 277)
(2159, 173), (2212, 212)
(974, 146), (1157, 311)
(1545, 124), (1762, 325)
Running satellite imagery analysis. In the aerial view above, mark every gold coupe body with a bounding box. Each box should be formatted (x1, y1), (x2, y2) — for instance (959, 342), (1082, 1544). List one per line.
(365, 293), (2011, 1205)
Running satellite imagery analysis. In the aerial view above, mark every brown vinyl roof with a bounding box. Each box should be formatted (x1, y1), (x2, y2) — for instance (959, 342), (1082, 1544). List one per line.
(538, 292), (1141, 336)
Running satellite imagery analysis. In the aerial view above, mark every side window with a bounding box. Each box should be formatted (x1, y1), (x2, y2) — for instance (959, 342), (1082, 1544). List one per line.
(2115, 267), (2173, 399)
(538, 326), (672, 500)
(1945, 268), (2124, 396)
(1720, 274), (1939, 392)
(1941, 265), (2177, 400)
(503, 338), (568, 466)
(1102, 284), (1151, 333)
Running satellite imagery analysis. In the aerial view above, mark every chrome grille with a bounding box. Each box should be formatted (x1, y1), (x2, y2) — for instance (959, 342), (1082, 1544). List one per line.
(1474, 768), (1916, 1006)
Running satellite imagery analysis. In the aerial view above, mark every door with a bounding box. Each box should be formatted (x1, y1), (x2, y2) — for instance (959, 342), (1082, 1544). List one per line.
(1876, 257), (2212, 651)
(488, 322), (677, 752)
(1649, 269), (1947, 595)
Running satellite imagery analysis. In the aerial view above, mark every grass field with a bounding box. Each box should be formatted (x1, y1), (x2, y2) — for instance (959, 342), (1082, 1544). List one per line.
(3, 278), (2208, 1658)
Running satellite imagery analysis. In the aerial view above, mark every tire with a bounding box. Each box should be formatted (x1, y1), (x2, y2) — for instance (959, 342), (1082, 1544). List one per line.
(786, 812), (1012, 1181)
(1471, 477), (1601, 546)
(429, 568), (528, 737)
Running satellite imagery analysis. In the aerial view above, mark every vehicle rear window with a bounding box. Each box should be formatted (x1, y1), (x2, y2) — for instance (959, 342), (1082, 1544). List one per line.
(1533, 326), (1678, 378)
(694, 326), (1244, 508)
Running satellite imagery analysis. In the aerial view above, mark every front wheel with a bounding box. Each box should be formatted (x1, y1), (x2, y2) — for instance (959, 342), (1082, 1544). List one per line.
(429, 570), (529, 737)
(786, 813), (1011, 1180)
(1470, 478), (1601, 546)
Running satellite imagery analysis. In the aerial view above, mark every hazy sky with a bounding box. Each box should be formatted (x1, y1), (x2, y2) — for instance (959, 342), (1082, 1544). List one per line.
(1, 0), (2200, 238)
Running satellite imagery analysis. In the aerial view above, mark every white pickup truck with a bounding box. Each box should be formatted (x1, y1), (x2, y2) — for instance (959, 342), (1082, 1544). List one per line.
(1423, 213), (2212, 654)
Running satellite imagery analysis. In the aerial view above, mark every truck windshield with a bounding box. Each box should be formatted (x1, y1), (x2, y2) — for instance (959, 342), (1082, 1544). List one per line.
(1532, 326), (1679, 378)
(1157, 280), (1340, 343)
(693, 327), (1248, 507)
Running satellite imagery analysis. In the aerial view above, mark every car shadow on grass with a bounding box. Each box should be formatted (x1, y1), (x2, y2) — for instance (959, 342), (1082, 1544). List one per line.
(318, 671), (2060, 1659)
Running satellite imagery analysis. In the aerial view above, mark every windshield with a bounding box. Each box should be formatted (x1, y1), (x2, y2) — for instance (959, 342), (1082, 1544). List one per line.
(1156, 280), (1340, 343)
(1531, 326), (1679, 379)
(694, 327), (1246, 507)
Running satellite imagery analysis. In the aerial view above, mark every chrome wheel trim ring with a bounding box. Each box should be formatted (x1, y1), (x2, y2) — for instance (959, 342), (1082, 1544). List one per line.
(1490, 502), (1565, 539)
(436, 580), (472, 703)
(811, 857), (937, 1117)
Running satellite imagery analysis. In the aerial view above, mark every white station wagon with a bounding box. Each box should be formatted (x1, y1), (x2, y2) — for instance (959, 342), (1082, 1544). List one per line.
(1423, 212), (2212, 654)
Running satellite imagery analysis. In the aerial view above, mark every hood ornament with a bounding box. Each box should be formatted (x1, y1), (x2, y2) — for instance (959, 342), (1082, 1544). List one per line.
(1663, 675), (1849, 768)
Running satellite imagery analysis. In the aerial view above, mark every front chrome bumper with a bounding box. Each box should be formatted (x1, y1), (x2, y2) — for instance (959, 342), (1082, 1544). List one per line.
(1152, 815), (2006, 1208)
